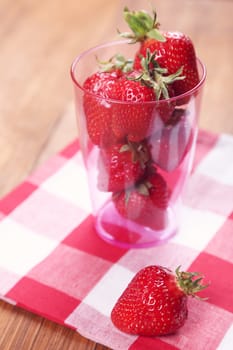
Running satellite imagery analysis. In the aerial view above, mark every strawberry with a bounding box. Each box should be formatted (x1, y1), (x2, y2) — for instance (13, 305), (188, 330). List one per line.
(148, 108), (193, 172)
(83, 70), (121, 147)
(110, 73), (156, 142)
(135, 32), (200, 97)
(111, 265), (208, 336)
(97, 141), (150, 192)
(112, 171), (170, 230)
(111, 52), (183, 142)
(121, 7), (199, 96)
(83, 55), (133, 147)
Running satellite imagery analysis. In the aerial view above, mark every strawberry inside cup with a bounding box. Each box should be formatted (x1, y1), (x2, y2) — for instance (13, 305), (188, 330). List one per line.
(97, 141), (150, 192)
(96, 200), (175, 248)
(148, 108), (194, 173)
(70, 5), (206, 248)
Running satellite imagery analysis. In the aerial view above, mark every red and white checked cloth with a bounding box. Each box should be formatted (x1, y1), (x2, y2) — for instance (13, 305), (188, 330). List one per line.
(0, 130), (233, 350)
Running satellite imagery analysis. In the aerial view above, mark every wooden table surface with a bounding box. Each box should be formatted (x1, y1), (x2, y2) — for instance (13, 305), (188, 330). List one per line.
(0, 0), (232, 349)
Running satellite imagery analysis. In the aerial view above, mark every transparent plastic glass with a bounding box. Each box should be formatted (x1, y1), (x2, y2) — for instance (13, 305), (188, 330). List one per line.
(71, 40), (206, 248)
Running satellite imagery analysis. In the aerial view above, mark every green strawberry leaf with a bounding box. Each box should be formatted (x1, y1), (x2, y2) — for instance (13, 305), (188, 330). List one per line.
(97, 54), (133, 73)
(175, 266), (209, 299)
(123, 7), (153, 37)
(120, 6), (164, 43)
(163, 66), (185, 84)
(147, 28), (166, 42)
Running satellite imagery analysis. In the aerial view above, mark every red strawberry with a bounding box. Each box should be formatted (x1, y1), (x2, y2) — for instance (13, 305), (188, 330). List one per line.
(111, 265), (208, 336)
(138, 50), (184, 124)
(111, 59), (183, 142)
(110, 73), (156, 142)
(135, 32), (199, 96)
(121, 7), (199, 96)
(83, 70), (122, 147)
(97, 141), (150, 192)
(112, 172), (170, 230)
(148, 108), (194, 172)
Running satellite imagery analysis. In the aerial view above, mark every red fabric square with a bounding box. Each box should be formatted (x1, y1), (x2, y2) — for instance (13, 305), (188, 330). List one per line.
(129, 337), (179, 350)
(189, 252), (233, 313)
(63, 215), (127, 263)
(0, 212), (5, 222)
(60, 139), (79, 158)
(0, 182), (37, 215)
(6, 277), (80, 324)
(28, 244), (112, 300)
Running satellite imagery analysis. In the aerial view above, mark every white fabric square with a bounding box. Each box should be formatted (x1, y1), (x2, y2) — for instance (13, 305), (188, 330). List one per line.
(172, 205), (226, 251)
(0, 266), (22, 295)
(83, 264), (134, 317)
(118, 243), (200, 273)
(65, 302), (136, 350)
(10, 189), (88, 241)
(0, 296), (16, 305)
(41, 154), (92, 212)
(0, 218), (57, 275)
(196, 134), (233, 186)
(217, 323), (233, 350)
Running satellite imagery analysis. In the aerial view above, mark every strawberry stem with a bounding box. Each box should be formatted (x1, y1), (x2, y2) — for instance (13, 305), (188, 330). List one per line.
(119, 141), (150, 168)
(130, 49), (185, 100)
(119, 7), (166, 43)
(175, 266), (209, 299)
(97, 54), (133, 73)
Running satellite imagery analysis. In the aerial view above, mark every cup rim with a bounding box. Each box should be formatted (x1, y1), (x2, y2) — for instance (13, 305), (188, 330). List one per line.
(70, 39), (206, 105)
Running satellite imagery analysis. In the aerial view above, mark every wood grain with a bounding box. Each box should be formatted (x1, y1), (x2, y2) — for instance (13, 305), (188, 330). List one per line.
(0, 0), (232, 349)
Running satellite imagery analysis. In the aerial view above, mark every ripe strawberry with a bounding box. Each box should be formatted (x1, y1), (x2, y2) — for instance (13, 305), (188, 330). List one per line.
(111, 54), (183, 142)
(112, 172), (170, 230)
(97, 141), (150, 192)
(83, 70), (121, 147)
(111, 265), (208, 336)
(121, 7), (199, 96)
(110, 73), (156, 142)
(136, 50), (184, 123)
(148, 108), (193, 172)
(83, 55), (133, 147)
(135, 32), (200, 97)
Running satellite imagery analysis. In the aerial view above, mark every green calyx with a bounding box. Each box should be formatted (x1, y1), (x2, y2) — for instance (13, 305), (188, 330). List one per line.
(119, 7), (166, 43)
(97, 54), (133, 73)
(136, 183), (150, 196)
(130, 49), (185, 100)
(175, 266), (209, 299)
(120, 141), (150, 168)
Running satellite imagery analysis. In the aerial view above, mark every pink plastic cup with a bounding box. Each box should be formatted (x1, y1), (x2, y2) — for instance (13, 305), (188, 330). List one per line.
(71, 40), (206, 248)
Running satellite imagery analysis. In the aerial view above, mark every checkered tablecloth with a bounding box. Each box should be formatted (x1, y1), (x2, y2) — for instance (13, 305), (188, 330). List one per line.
(0, 129), (233, 350)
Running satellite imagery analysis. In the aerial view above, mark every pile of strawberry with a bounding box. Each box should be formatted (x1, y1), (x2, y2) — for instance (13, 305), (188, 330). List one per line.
(82, 7), (200, 230)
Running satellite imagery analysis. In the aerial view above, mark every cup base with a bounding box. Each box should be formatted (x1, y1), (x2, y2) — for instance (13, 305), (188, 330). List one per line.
(95, 201), (178, 249)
